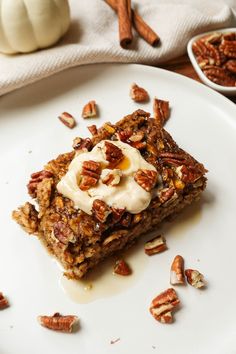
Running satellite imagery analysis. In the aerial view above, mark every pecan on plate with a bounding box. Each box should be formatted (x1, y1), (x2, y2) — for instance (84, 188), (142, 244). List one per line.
(79, 160), (101, 191)
(0, 292), (9, 310)
(185, 269), (205, 289)
(134, 169), (158, 192)
(144, 235), (167, 255)
(58, 112), (76, 129)
(153, 98), (170, 126)
(38, 313), (78, 333)
(149, 288), (180, 324)
(82, 100), (97, 118)
(113, 259), (132, 276)
(92, 199), (111, 223)
(72, 137), (92, 151)
(130, 83), (149, 102)
(27, 170), (54, 198)
(170, 255), (185, 285)
(203, 66), (235, 86)
(102, 169), (122, 186)
(87, 124), (98, 136)
(104, 141), (124, 168)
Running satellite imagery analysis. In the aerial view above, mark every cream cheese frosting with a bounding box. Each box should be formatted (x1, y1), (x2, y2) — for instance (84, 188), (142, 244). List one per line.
(57, 140), (157, 214)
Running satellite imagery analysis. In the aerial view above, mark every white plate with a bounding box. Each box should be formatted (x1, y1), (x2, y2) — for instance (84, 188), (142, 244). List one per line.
(187, 27), (236, 96)
(1, 64), (236, 354)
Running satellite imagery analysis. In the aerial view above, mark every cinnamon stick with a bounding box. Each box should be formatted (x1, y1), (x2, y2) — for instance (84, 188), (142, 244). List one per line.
(117, 0), (133, 48)
(104, 0), (160, 46)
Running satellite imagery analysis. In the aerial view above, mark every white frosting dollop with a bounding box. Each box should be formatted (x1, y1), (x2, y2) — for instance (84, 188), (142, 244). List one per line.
(57, 140), (157, 214)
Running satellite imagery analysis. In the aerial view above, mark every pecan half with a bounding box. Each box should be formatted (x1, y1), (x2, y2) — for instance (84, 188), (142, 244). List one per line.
(27, 170), (54, 198)
(0, 292), (9, 310)
(185, 269), (205, 289)
(130, 83), (149, 102)
(113, 259), (132, 276)
(220, 39), (236, 58)
(58, 112), (76, 129)
(153, 98), (170, 126)
(157, 187), (178, 206)
(102, 169), (122, 186)
(82, 100), (97, 118)
(38, 313), (78, 333)
(149, 288), (180, 324)
(203, 65), (235, 86)
(92, 199), (111, 223)
(192, 39), (221, 66)
(170, 255), (185, 285)
(134, 169), (158, 192)
(144, 235), (167, 255)
(224, 59), (236, 74)
(104, 141), (124, 168)
(72, 137), (92, 151)
(79, 160), (101, 191)
(53, 221), (76, 245)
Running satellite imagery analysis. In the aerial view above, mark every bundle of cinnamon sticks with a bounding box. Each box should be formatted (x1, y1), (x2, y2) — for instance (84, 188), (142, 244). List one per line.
(104, 0), (160, 48)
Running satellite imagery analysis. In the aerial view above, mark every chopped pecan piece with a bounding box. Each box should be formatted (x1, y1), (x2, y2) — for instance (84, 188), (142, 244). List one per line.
(130, 83), (149, 102)
(27, 170), (54, 198)
(113, 259), (132, 276)
(170, 255), (185, 285)
(116, 128), (133, 142)
(102, 169), (122, 186)
(134, 169), (158, 192)
(82, 100), (97, 118)
(153, 98), (170, 126)
(0, 292), (9, 310)
(104, 141), (124, 168)
(130, 141), (146, 150)
(38, 313), (78, 333)
(72, 137), (92, 151)
(58, 112), (76, 129)
(79, 160), (101, 191)
(149, 288), (180, 324)
(157, 187), (177, 205)
(185, 269), (205, 289)
(92, 199), (111, 223)
(111, 207), (126, 223)
(12, 202), (39, 234)
(129, 130), (144, 142)
(144, 235), (167, 255)
(87, 124), (98, 136)
(53, 221), (76, 245)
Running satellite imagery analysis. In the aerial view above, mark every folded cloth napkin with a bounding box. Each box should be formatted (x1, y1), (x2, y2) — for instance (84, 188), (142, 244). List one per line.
(0, 0), (236, 96)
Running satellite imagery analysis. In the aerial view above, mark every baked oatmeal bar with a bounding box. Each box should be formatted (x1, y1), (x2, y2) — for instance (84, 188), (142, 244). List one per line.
(13, 110), (207, 279)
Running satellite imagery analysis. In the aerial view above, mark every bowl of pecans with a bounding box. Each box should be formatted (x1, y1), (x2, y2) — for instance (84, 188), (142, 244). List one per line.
(187, 28), (236, 95)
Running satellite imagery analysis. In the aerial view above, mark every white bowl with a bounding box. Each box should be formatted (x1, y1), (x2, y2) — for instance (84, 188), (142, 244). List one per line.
(187, 27), (236, 96)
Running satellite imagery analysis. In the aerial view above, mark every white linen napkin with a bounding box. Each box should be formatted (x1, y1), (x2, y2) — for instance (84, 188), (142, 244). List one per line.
(0, 0), (235, 96)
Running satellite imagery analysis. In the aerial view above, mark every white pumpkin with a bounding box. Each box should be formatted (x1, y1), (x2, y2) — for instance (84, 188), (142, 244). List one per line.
(0, 0), (70, 54)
